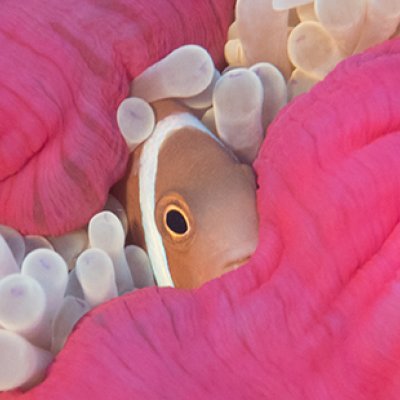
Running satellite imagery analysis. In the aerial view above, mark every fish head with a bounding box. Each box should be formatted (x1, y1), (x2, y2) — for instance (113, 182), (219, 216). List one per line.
(154, 126), (258, 288)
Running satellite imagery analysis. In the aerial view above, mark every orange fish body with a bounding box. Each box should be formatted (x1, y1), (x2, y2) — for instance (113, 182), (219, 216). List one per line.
(114, 100), (258, 289)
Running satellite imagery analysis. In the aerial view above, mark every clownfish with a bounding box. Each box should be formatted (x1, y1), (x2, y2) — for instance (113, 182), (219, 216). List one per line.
(114, 100), (258, 289)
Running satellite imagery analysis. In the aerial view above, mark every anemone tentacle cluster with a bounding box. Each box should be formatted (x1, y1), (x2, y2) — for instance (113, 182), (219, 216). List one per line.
(0, 200), (154, 391)
(225, 0), (400, 99)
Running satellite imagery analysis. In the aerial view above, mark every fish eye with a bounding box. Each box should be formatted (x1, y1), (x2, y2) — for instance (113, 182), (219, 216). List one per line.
(164, 205), (190, 237)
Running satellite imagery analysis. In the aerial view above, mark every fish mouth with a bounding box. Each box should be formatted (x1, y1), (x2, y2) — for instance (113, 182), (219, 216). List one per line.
(224, 255), (252, 271)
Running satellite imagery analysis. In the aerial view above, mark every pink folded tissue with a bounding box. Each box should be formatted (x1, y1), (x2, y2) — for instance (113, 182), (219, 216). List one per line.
(2, 0), (400, 399)
(3, 23), (400, 400)
(0, 0), (234, 236)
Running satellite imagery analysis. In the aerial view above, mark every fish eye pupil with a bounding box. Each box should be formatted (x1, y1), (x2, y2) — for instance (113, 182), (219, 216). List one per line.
(166, 209), (188, 235)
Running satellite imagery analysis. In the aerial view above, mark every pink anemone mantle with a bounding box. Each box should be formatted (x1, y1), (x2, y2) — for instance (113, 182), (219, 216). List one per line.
(4, 31), (400, 399)
(0, 2), (400, 400)
(0, 0), (235, 235)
